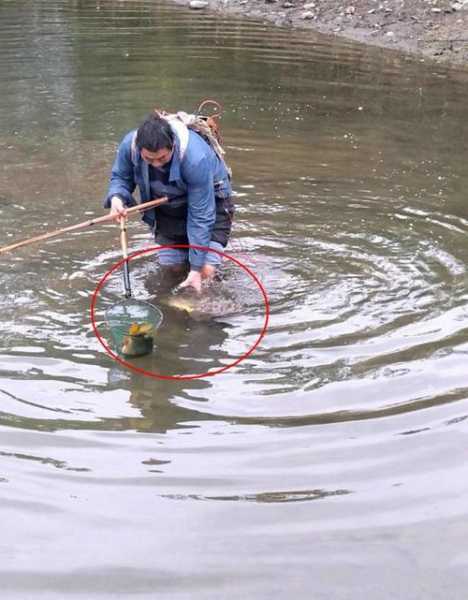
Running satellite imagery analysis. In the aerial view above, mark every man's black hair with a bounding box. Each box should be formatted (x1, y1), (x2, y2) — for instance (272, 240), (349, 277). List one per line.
(135, 114), (174, 152)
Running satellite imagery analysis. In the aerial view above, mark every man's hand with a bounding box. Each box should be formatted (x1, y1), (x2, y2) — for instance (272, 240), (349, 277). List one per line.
(110, 196), (127, 222)
(178, 270), (202, 294)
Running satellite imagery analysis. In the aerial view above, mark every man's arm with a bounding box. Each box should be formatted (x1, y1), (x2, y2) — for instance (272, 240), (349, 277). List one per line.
(177, 155), (216, 292)
(185, 156), (216, 270)
(104, 131), (137, 209)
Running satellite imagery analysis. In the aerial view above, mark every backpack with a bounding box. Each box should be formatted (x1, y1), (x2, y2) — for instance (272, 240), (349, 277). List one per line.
(155, 99), (230, 172)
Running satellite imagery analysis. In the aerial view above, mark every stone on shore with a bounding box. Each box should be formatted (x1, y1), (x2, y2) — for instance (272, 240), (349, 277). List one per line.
(189, 0), (209, 9)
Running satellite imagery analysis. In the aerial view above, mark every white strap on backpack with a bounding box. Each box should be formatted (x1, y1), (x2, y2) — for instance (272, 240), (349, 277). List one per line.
(165, 112), (190, 160)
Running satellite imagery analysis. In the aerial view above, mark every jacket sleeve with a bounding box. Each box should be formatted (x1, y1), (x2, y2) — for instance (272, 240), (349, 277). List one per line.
(183, 156), (216, 271)
(103, 132), (137, 208)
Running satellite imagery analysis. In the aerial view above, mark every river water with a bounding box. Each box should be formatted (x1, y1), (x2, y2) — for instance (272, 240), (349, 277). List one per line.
(1, 0), (468, 597)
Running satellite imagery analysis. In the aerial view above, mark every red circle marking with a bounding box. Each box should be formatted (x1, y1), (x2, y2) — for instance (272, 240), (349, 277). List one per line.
(90, 244), (270, 380)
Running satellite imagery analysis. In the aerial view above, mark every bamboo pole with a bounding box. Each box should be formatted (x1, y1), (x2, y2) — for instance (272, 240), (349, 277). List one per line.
(0, 197), (168, 256)
(120, 216), (132, 299)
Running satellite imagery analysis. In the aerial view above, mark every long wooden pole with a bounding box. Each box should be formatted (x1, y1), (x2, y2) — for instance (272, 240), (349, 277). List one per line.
(0, 197), (168, 256)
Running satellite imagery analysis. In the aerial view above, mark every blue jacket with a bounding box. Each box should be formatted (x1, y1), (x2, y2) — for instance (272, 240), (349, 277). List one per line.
(105, 123), (232, 270)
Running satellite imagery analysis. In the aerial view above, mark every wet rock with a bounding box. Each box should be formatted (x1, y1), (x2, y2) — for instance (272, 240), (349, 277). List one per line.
(345, 6), (355, 15)
(303, 1), (316, 7)
(302, 10), (314, 18)
(283, 2), (294, 7)
(189, 0), (208, 8)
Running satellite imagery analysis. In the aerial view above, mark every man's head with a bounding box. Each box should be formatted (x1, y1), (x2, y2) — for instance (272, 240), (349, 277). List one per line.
(136, 114), (174, 168)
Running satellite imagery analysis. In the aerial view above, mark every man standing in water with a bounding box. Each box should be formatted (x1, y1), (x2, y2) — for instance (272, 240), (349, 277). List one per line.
(105, 112), (233, 293)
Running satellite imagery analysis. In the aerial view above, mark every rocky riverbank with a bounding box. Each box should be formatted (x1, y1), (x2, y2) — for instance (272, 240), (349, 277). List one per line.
(186, 0), (468, 65)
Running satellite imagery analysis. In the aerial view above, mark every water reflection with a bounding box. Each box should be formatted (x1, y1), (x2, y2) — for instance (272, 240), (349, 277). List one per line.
(162, 487), (353, 503)
(123, 371), (217, 433)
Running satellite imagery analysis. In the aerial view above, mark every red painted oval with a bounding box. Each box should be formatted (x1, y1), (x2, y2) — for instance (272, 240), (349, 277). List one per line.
(90, 244), (270, 380)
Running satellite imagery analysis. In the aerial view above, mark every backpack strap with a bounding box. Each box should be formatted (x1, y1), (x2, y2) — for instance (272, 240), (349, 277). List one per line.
(164, 113), (190, 160)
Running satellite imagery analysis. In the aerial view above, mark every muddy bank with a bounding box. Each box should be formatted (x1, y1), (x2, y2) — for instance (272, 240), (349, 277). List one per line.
(185, 0), (468, 65)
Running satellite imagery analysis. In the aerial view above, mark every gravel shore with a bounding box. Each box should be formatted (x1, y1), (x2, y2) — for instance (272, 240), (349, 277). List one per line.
(185, 0), (468, 65)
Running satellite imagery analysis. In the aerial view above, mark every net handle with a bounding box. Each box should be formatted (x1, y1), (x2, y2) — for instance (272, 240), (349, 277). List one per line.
(120, 216), (132, 298)
(0, 196), (168, 255)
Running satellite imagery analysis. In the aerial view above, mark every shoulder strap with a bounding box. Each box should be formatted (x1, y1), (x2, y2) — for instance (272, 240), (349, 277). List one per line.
(164, 113), (190, 160)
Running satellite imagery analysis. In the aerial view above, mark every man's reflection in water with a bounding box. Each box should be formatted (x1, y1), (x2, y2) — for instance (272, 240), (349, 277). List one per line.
(107, 308), (231, 434)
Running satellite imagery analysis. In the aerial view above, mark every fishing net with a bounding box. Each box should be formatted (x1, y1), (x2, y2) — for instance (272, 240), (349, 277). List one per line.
(105, 299), (163, 358)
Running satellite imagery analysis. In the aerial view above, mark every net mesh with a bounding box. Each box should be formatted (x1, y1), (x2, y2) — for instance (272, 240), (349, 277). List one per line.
(105, 299), (163, 358)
